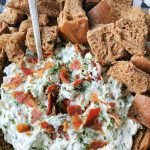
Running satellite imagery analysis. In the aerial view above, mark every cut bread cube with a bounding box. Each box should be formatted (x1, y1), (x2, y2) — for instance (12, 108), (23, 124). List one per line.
(128, 94), (150, 129)
(0, 8), (26, 25)
(26, 26), (57, 53)
(7, 0), (61, 17)
(107, 61), (150, 93)
(87, 19), (148, 65)
(5, 32), (26, 65)
(87, 23), (125, 65)
(58, 0), (89, 44)
(88, 0), (132, 26)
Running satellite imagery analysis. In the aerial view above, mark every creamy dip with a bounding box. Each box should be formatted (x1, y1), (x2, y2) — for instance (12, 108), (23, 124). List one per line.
(0, 44), (140, 150)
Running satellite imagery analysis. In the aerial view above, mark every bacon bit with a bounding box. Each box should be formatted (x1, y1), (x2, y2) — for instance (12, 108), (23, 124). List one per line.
(47, 93), (52, 116)
(70, 60), (82, 70)
(59, 67), (69, 83)
(87, 140), (108, 150)
(91, 93), (99, 103)
(4, 75), (22, 88)
(85, 108), (101, 127)
(41, 121), (55, 133)
(24, 93), (37, 108)
(27, 57), (38, 64)
(12, 91), (26, 103)
(91, 119), (103, 132)
(31, 107), (42, 124)
(47, 84), (59, 93)
(67, 105), (82, 116)
(62, 99), (72, 113)
(71, 113), (83, 131)
(63, 120), (69, 132)
(73, 79), (83, 87)
(36, 62), (54, 78)
(97, 75), (102, 81)
(20, 67), (34, 76)
(16, 123), (31, 133)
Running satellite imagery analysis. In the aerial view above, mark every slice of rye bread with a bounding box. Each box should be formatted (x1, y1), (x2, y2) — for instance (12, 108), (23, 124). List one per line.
(5, 32), (26, 66)
(132, 127), (150, 150)
(107, 61), (150, 93)
(7, 0), (61, 18)
(26, 26), (58, 53)
(19, 14), (49, 33)
(131, 55), (150, 75)
(0, 8), (26, 25)
(128, 94), (150, 130)
(87, 18), (148, 65)
(58, 0), (89, 44)
(88, 0), (132, 26)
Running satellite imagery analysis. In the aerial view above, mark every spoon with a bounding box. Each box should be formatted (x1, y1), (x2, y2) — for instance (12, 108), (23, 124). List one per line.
(28, 0), (43, 63)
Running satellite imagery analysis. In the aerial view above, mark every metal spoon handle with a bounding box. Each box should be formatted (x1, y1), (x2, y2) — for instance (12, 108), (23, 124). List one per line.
(28, 0), (43, 63)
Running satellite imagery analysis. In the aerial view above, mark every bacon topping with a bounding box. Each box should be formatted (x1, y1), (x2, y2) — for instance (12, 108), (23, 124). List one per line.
(85, 108), (101, 127)
(59, 67), (69, 83)
(31, 107), (42, 124)
(47, 93), (53, 115)
(16, 123), (31, 133)
(73, 79), (83, 87)
(12, 91), (26, 103)
(70, 60), (82, 70)
(20, 67), (34, 76)
(87, 140), (108, 150)
(67, 105), (82, 116)
(71, 113), (83, 131)
(41, 121), (55, 133)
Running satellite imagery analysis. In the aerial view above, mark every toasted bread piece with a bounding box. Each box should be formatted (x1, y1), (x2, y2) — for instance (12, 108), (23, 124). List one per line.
(88, 0), (132, 26)
(87, 18), (147, 65)
(0, 21), (9, 35)
(131, 55), (150, 75)
(107, 61), (150, 93)
(87, 23), (125, 65)
(7, 0), (61, 17)
(58, 0), (89, 44)
(26, 26), (57, 53)
(116, 19), (147, 56)
(128, 94), (150, 129)
(132, 128), (150, 150)
(5, 32), (25, 65)
(0, 8), (26, 25)
(19, 14), (49, 33)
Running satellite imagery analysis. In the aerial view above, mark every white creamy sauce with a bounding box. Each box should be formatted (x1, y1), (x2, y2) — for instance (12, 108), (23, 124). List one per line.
(0, 44), (140, 150)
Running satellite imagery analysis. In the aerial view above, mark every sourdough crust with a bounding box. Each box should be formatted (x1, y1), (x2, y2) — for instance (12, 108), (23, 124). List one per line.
(107, 61), (150, 93)
(58, 0), (89, 44)
(26, 26), (58, 53)
(132, 127), (150, 150)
